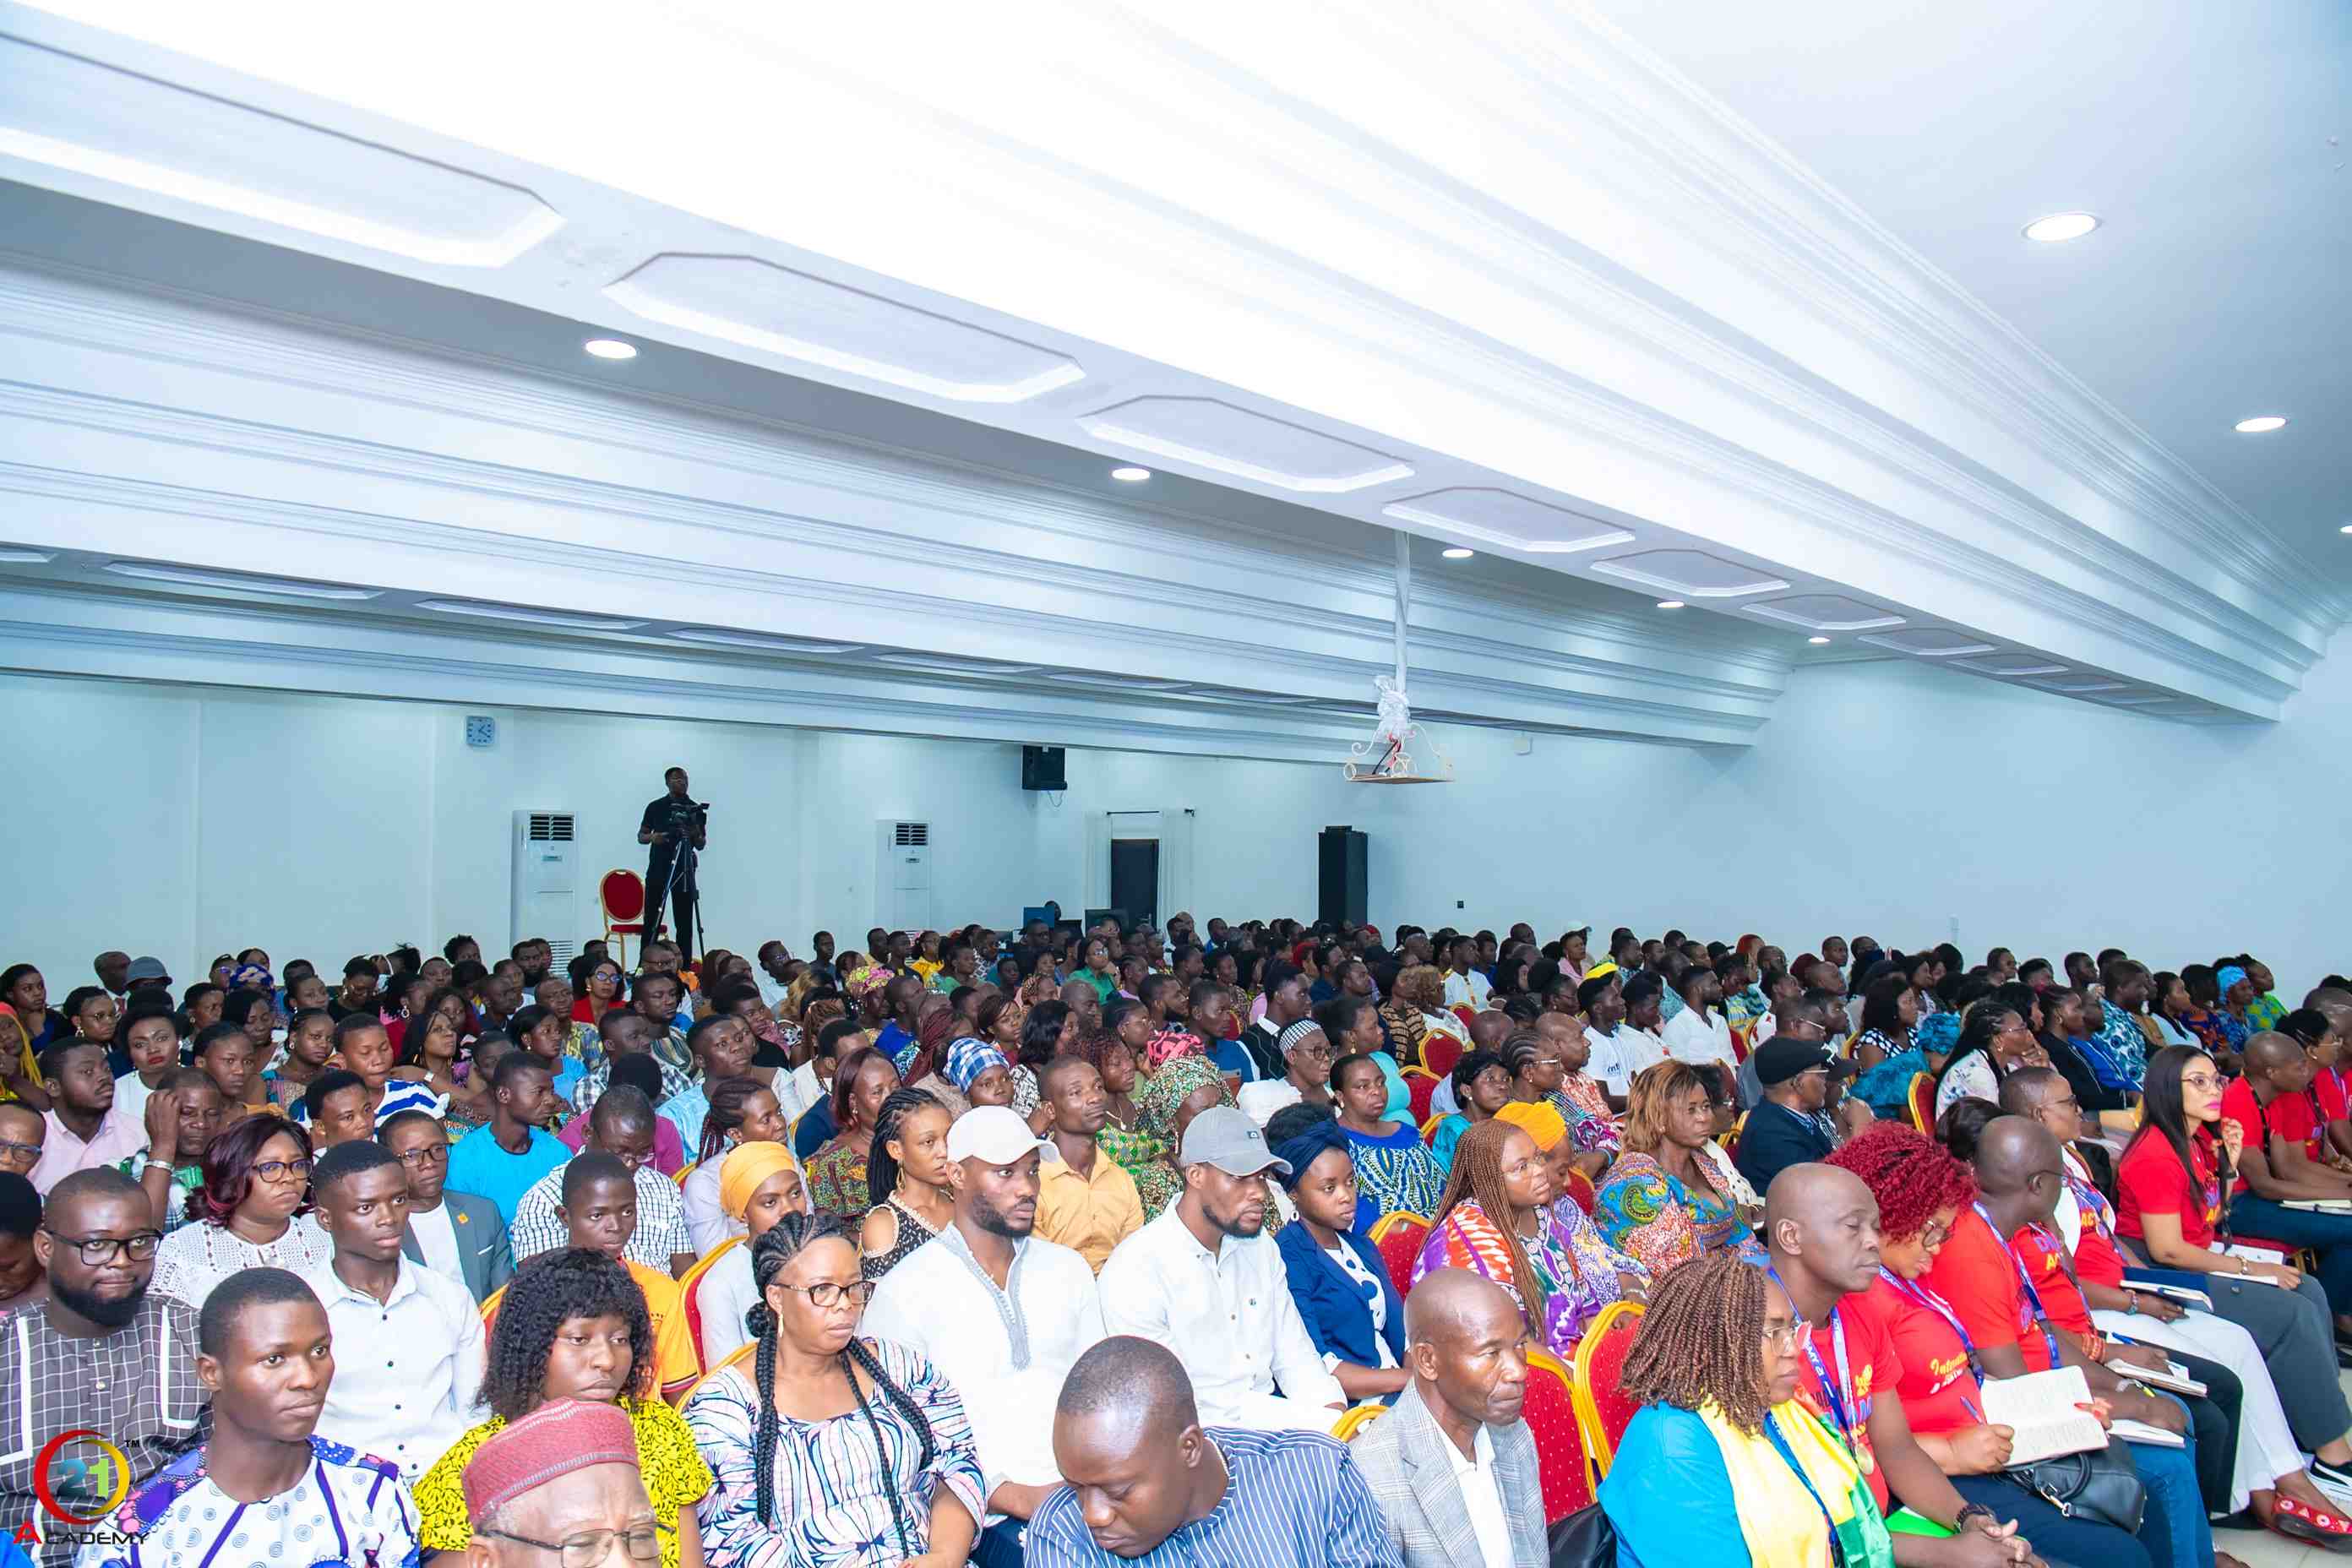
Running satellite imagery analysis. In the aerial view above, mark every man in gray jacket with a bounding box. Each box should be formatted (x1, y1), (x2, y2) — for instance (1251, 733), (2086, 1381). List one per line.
(1349, 1270), (1547, 1568)
(382, 1108), (513, 1304)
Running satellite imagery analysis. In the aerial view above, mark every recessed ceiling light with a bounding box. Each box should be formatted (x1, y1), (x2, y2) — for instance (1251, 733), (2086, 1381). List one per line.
(1655, 600), (1686, 610)
(104, 561), (380, 599)
(2234, 416), (2287, 433)
(1808, 636), (1832, 645)
(2023, 212), (2100, 243)
(1440, 547), (1476, 560)
(415, 599), (645, 630)
(1110, 466), (1152, 482)
(583, 339), (638, 360)
(2339, 525), (2352, 535)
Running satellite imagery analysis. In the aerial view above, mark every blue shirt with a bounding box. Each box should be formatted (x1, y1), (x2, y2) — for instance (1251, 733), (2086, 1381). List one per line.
(1025, 1427), (1400, 1567)
(662, 1081), (710, 1154)
(875, 1021), (916, 1075)
(444, 1124), (569, 1224)
(793, 1097), (837, 1162)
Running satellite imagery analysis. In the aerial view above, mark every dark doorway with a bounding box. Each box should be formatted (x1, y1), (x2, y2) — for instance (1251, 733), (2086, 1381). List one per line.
(1110, 839), (1159, 928)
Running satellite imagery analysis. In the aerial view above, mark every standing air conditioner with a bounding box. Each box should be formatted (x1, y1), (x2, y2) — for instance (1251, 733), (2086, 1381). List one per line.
(513, 810), (580, 965)
(875, 820), (932, 933)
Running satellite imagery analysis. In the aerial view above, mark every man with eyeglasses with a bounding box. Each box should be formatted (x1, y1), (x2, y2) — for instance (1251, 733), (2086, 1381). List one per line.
(463, 1396), (660, 1568)
(383, 1108), (512, 1304)
(0, 1101), (46, 1181)
(0, 1168), (202, 1565)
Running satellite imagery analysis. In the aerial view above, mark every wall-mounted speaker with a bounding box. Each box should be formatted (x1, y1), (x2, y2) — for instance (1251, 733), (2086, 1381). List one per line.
(1318, 826), (1367, 928)
(1021, 745), (1067, 791)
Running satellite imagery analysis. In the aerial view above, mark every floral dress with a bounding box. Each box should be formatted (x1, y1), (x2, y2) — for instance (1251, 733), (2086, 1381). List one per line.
(1412, 1197), (1647, 1357)
(1593, 1146), (1756, 1277)
(805, 1136), (872, 1222)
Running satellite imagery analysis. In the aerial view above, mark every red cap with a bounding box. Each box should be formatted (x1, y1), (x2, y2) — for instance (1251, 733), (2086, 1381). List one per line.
(462, 1398), (637, 1519)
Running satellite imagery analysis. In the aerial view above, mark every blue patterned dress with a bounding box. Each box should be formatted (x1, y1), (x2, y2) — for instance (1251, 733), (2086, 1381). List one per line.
(1339, 1120), (1447, 1221)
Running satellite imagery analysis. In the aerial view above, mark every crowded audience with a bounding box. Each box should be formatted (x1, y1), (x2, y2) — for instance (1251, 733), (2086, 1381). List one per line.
(0, 915), (2341, 1567)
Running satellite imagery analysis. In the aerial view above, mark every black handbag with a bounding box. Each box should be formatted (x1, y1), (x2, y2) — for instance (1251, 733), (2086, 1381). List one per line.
(1548, 1503), (1618, 1568)
(2006, 1440), (2148, 1533)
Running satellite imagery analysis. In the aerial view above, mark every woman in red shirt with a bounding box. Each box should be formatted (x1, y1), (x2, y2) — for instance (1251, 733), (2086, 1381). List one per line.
(2118, 1045), (2352, 1500)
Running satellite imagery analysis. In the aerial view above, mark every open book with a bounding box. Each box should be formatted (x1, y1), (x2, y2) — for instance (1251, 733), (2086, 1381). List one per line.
(2104, 1354), (2207, 1400)
(1977, 1367), (2110, 1465)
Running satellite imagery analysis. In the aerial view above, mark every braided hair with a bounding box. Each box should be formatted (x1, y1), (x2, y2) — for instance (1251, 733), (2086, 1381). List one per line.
(1429, 1119), (1549, 1337)
(745, 1214), (934, 1556)
(696, 1074), (772, 1165)
(863, 1086), (945, 1208)
(1618, 1249), (1775, 1434)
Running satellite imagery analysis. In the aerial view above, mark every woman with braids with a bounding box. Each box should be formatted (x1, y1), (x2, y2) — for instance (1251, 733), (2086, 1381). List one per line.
(414, 1248), (713, 1567)
(857, 1086), (952, 1284)
(1413, 1114), (1642, 1359)
(804, 1046), (901, 1222)
(683, 1212), (986, 1568)
(1594, 1059), (1758, 1277)
(1598, 1250), (1896, 1568)
(683, 1075), (789, 1253)
(1932, 999), (2051, 1121)
(1129, 1050), (1236, 1219)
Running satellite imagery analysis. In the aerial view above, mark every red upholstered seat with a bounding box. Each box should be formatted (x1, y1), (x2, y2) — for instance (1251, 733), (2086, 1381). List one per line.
(1420, 1028), (1465, 1081)
(678, 1237), (741, 1369)
(1404, 1069), (1438, 1125)
(1571, 1300), (1646, 1472)
(599, 868), (651, 966)
(1561, 1166), (1597, 1216)
(1368, 1211), (1430, 1298)
(1523, 1349), (1596, 1521)
(1907, 1072), (1935, 1135)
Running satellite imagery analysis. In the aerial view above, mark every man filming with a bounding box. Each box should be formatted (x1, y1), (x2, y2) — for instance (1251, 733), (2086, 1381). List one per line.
(638, 766), (708, 961)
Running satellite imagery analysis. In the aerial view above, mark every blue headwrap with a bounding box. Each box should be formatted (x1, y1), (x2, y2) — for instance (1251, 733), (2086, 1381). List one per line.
(2215, 965), (2249, 998)
(1270, 1119), (1351, 1191)
(1914, 1010), (1963, 1056)
(231, 963), (275, 992)
(943, 1036), (1004, 1092)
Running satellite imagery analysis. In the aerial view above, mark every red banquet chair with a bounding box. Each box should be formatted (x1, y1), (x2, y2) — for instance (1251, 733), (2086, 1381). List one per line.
(1906, 1072), (1935, 1135)
(1419, 1027), (1466, 1081)
(1571, 1301), (1647, 1471)
(1561, 1166), (1598, 1216)
(1403, 1068), (1439, 1125)
(1522, 1349), (1598, 1521)
(1368, 1211), (1430, 1298)
(600, 868), (654, 968)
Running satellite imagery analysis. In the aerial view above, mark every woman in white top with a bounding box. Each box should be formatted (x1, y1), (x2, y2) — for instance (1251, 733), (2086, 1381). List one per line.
(1237, 1021), (1336, 1128)
(683, 1075), (791, 1255)
(694, 1141), (811, 1366)
(1930, 999), (2049, 1120)
(150, 1116), (333, 1308)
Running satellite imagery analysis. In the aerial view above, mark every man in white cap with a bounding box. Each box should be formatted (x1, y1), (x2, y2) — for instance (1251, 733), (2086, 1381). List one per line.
(863, 1105), (1106, 1568)
(1096, 1106), (1347, 1433)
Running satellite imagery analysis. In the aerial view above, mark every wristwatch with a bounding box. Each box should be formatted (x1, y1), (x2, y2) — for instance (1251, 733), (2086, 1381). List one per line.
(2124, 1289), (2140, 1315)
(1954, 1504), (1998, 1533)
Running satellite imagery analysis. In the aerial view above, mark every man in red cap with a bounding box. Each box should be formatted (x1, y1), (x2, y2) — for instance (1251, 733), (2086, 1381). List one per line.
(462, 1397), (656, 1566)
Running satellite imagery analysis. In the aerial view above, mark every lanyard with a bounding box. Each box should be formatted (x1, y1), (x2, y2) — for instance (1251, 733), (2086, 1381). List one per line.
(1763, 1410), (1848, 1568)
(1975, 1203), (2064, 1368)
(1878, 1266), (1983, 1381)
(1765, 1265), (1858, 1449)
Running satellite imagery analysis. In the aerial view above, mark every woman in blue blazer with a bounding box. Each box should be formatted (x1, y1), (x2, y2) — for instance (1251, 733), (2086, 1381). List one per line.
(1270, 1113), (1409, 1403)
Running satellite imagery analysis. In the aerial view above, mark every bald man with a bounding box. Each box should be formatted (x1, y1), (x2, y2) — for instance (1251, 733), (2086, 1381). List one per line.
(1026, 1336), (1399, 1566)
(1348, 1271), (1544, 1567)
(1762, 1166), (2038, 1568)
(1434, 1011), (1516, 1119)
(2219, 1032), (2352, 1331)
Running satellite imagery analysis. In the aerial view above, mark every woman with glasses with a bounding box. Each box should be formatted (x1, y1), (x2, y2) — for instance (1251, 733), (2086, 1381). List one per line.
(1236, 1020), (1335, 1127)
(1598, 1250), (1896, 1568)
(683, 1211), (985, 1568)
(149, 1116), (332, 1307)
(1931, 1000), (2050, 1122)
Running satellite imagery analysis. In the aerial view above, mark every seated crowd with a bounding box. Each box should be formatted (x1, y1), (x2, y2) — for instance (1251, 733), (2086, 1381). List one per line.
(0, 923), (2347, 1566)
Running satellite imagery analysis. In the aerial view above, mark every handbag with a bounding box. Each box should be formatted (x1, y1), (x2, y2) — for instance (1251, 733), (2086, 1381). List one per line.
(2006, 1441), (2147, 1533)
(1548, 1502), (1618, 1568)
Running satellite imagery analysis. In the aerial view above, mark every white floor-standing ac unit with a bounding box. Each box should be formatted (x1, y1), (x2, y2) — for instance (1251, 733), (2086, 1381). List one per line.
(513, 810), (580, 964)
(875, 820), (933, 933)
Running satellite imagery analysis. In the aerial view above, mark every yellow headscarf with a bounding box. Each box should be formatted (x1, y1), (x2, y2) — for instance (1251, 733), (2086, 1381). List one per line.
(717, 1142), (803, 1220)
(1492, 1100), (1568, 1152)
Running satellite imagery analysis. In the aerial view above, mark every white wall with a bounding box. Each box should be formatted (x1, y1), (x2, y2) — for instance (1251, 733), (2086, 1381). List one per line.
(5, 657), (2348, 999)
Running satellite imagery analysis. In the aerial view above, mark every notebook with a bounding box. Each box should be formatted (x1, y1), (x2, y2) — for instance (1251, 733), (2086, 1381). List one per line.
(1977, 1367), (2110, 1465)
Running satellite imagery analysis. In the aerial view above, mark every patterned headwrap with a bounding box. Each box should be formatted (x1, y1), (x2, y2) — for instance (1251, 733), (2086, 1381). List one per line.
(944, 1036), (1004, 1092)
(1145, 1024), (1206, 1071)
(850, 962), (891, 1003)
(464, 1399), (636, 1519)
(1135, 1052), (1233, 1142)
(1492, 1100), (1569, 1152)
(1269, 1118), (1351, 1191)
(231, 963), (274, 992)
(2215, 965), (2250, 999)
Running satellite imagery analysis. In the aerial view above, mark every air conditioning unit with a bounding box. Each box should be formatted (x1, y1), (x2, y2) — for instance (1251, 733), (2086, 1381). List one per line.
(513, 810), (581, 964)
(875, 820), (933, 933)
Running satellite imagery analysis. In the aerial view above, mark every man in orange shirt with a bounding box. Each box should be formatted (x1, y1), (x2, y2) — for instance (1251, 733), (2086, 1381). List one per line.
(558, 1152), (702, 1399)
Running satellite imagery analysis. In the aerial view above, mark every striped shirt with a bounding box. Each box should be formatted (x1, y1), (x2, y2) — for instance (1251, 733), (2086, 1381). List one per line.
(1025, 1426), (1400, 1566)
(290, 1075), (447, 1130)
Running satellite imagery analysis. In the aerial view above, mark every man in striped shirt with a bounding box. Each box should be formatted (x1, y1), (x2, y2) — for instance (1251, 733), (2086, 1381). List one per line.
(1026, 1336), (1400, 1566)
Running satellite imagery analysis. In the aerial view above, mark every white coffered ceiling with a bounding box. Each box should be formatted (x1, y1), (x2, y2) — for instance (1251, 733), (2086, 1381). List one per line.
(0, 0), (2339, 742)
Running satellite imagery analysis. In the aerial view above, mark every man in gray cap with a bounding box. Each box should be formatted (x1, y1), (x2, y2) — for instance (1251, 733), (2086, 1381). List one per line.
(1096, 1106), (1347, 1432)
(122, 957), (172, 997)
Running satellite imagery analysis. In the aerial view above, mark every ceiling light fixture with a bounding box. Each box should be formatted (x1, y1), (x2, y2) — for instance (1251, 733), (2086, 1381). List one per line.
(415, 599), (645, 631)
(2339, 525), (2352, 535)
(670, 629), (864, 655)
(872, 652), (1040, 676)
(2234, 416), (2287, 433)
(583, 339), (638, 360)
(2022, 212), (2100, 243)
(104, 561), (380, 600)
(1808, 636), (1832, 645)
(1655, 600), (1686, 610)
(0, 547), (57, 564)
(1440, 547), (1475, 560)
(1109, 466), (1152, 482)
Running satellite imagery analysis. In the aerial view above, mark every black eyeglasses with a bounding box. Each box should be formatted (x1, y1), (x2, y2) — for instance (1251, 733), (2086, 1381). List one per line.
(478, 1524), (661, 1566)
(775, 1279), (872, 1309)
(42, 1229), (162, 1265)
(0, 1140), (41, 1163)
(393, 1145), (449, 1168)
(253, 1157), (313, 1181)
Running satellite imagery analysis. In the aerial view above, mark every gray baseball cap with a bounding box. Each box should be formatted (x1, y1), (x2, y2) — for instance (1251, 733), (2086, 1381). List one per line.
(1179, 1107), (1292, 1178)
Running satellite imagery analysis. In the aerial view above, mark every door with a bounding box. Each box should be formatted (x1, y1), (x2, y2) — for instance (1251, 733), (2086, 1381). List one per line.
(1109, 839), (1159, 928)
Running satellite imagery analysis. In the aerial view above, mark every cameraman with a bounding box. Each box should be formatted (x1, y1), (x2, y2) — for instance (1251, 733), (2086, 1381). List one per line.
(638, 765), (708, 960)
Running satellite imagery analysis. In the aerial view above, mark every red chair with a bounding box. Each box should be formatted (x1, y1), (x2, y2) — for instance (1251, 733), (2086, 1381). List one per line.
(1906, 1071), (1935, 1135)
(1402, 1069), (1438, 1124)
(1451, 1003), (1480, 1032)
(1561, 1166), (1597, 1216)
(599, 868), (652, 968)
(1523, 1349), (1597, 1520)
(678, 1237), (742, 1369)
(1368, 1211), (1430, 1298)
(1419, 1027), (1465, 1081)
(1570, 1300), (1646, 1470)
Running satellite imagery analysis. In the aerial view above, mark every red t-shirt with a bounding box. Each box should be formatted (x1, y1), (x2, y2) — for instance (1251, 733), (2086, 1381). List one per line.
(2012, 1223), (2094, 1339)
(1792, 1296), (1894, 1511)
(2317, 1064), (2350, 1125)
(2064, 1157), (2128, 1290)
(1925, 1206), (2054, 1372)
(2219, 1076), (2322, 1195)
(2115, 1130), (2221, 1250)
(1847, 1273), (1982, 1441)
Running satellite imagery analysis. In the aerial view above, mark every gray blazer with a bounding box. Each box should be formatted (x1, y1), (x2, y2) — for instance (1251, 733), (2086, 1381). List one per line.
(1349, 1381), (1547, 1568)
(400, 1188), (514, 1304)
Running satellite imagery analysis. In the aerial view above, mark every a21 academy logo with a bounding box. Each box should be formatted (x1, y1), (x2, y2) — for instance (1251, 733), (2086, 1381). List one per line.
(31, 1427), (131, 1524)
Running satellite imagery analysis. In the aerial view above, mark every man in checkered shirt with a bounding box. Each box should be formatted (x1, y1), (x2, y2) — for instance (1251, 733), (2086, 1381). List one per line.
(0, 1168), (203, 1565)
(506, 1089), (694, 1277)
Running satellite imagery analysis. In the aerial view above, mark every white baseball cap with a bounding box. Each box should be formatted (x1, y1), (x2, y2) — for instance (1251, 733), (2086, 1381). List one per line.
(947, 1106), (1053, 1165)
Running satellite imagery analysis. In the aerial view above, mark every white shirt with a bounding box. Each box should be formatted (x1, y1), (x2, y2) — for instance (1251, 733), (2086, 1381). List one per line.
(151, 1214), (336, 1309)
(1609, 1024), (1670, 1084)
(863, 1228), (1106, 1510)
(1661, 1006), (1735, 1069)
(1444, 970), (1492, 1012)
(773, 1061), (825, 1126)
(1097, 1205), (1345, 1430)
(111, 1073), (159, 1133)
(1447, 1422), (1516, 1568)
(300, 1255), (485, 1478)
(509, 1161), (692, 1271)
(1236, 1078), (1302, 1129)
(1322, 1244), (1396, 1372)
(1582, 1029), (1632, 1097)
(697, 1241), (760, 1365)
(407, 1200), (464, 1286)
(754, 967), (790, 1011)
(683, 1159), (744, 1255)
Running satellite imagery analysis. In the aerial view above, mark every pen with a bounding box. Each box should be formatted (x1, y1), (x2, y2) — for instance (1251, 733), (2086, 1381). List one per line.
(1962, 1395), (1984, 1423)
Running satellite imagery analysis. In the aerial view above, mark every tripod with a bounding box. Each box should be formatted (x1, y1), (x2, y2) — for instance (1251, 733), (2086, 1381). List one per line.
(649, 800), (708, 961)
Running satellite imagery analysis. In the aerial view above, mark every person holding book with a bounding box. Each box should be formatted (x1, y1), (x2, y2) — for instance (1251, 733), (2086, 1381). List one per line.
(2217, 1032), (2352, 1331)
